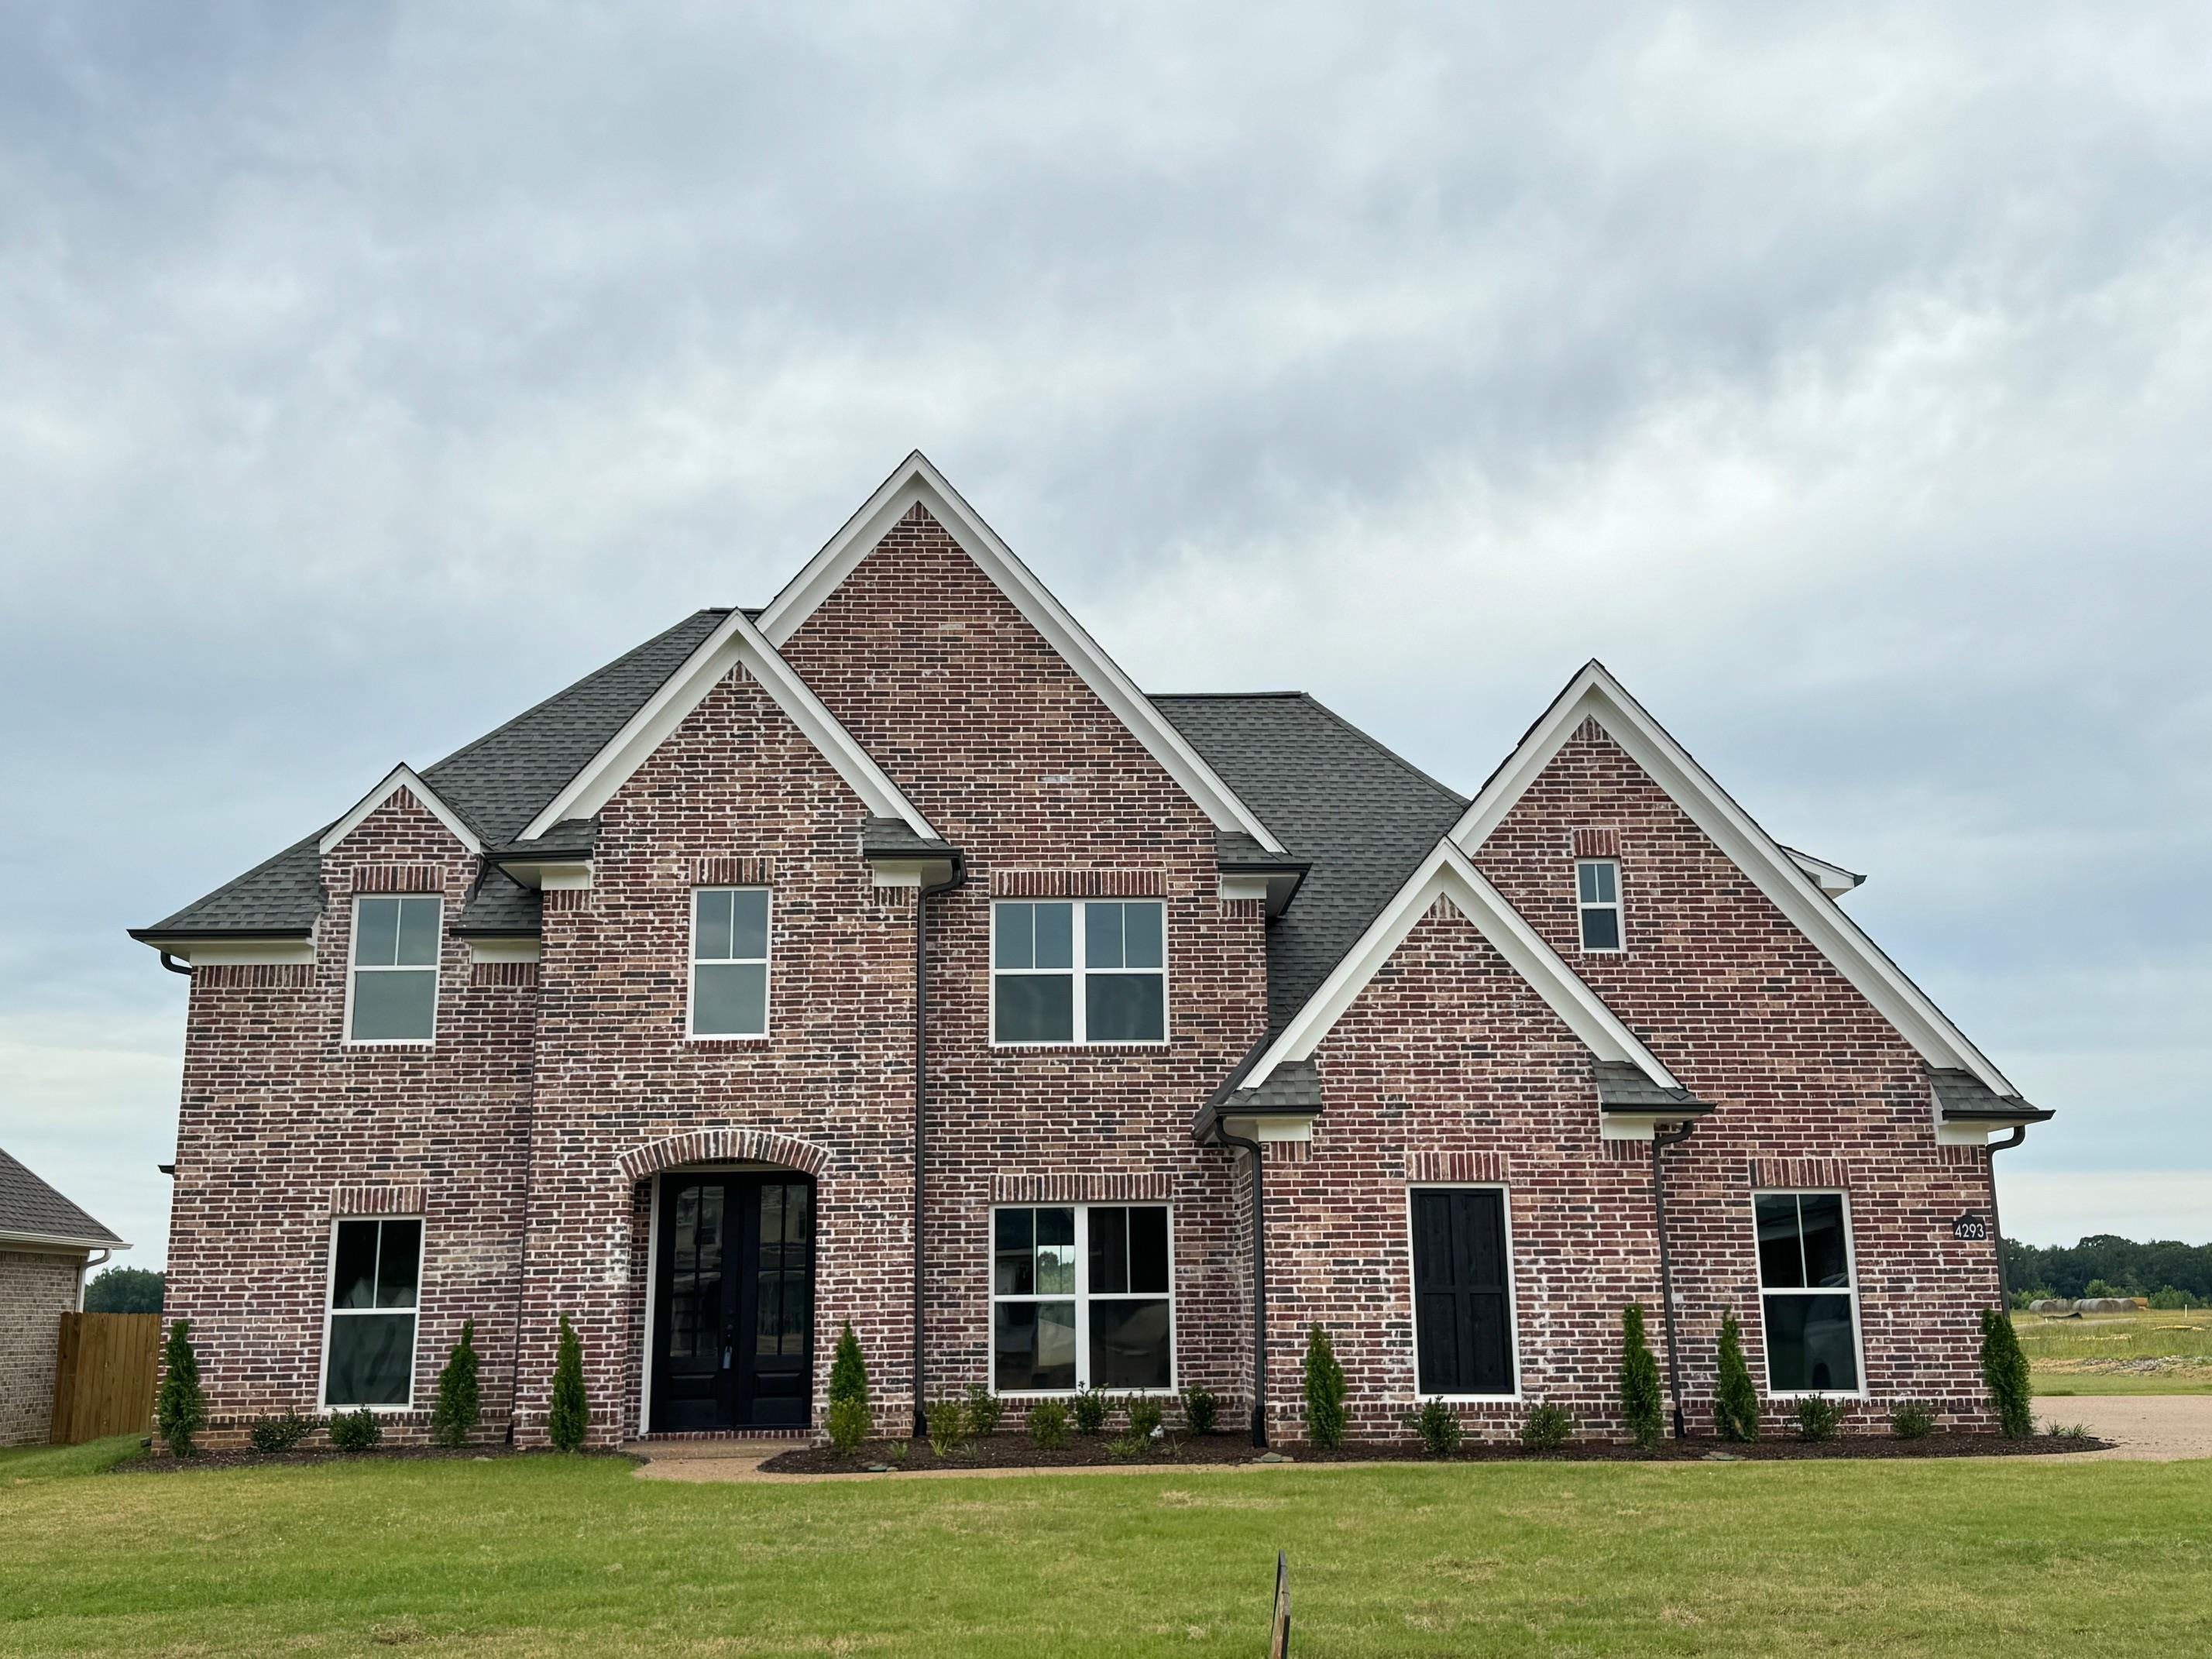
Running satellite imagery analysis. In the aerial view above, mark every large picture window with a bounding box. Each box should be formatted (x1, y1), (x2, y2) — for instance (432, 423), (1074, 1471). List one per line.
(690, 888), (771, 1038)
(1753, 1192), (1863, 1394)
(991, 900), (1166, 1045)
(347, 895), (441, 1043)
(1408, 1187), (1518, 1397)
(991, 1204), (1173, 1393)
(323, 1218), (422, 1407)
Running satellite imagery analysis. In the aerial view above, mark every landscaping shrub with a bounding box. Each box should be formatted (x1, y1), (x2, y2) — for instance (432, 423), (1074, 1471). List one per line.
(248, 1411), (314, 1455)
(1071, 1383), (1108, 1435)
(329, 1408), (383, 1452)
(548, 1314), (589, 1453)
(826, 1323), (871, 1454)
(926, 1397), (967, 1458)
(1519, 1402), (1574, 1451)
(826, 1396), (871, 1455)
(1180, 1386), (1219, 1434)
(1713, 1309), (1760, 1442)
(1889, 1400), (1937, 1441)
(1408, 1400), (1462, 1455)
(431, 1319), (481, 1448)
(155, 1318), (208, 1458)
(1980, 1306), (2034, 1437)
(1618, 1304), (1664, 1450)
(2047, 1418), (2090, 1441)
(1025, 1399), (1070, 1450)
(1794, 1393), (1842, 1442)
(1302, 1324), (1347, 1450)
(1125, 1395), (1164, 1442)
(963, 1383), (1003, 1441)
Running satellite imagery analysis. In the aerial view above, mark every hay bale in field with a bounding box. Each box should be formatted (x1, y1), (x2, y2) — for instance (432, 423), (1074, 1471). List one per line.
(2074, 1297), (2138, 1314)
(2028, 1300), (2076, 1316)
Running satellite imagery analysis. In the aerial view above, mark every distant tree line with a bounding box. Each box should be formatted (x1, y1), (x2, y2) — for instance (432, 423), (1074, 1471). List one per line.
(84, 1266), (164, 1313)
(2004, 1235), (2210, 1304)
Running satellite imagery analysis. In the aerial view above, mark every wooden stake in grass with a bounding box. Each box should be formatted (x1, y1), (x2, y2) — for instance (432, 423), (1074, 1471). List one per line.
(548, 1314), (589, 1453)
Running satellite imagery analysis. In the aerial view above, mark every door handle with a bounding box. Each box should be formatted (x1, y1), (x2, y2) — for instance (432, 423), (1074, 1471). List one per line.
(722, 1345), (733, 1370)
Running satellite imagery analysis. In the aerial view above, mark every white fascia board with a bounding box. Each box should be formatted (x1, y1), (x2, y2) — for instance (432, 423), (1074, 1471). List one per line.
(465, 937), (542, 963)
(1784, 847), (1866, 898)
(1242, 838), (1679, 1094)
(754, 452), (1288, 855)
(139, 934), (318, 966)
(520, 606), (939, 843)
(0, 1230), (129, 1254)
(1448, 663), (2018, 1095)
(319, 764), (482, 857)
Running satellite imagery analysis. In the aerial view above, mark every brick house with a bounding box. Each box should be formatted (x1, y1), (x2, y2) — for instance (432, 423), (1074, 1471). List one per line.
(1, 1147), (129, 1446)
(132, 453), (2050, 1448)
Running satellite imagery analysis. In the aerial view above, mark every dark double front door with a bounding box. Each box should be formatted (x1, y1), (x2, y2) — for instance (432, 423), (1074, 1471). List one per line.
(651, 1175), (815, 1431)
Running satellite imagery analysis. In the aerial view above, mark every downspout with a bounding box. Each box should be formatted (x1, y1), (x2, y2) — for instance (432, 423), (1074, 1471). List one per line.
(1986, 1126), (2027, 1309)
(1650, 1121), (1696, 1441)
(159, 952), (193, 977)
(1215, 1128), (1269, 1448)
(913, 863), (966, 1439)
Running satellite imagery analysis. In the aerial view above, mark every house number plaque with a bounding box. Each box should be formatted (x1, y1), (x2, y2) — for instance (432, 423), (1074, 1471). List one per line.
(1951, 1214), (1990, 1242)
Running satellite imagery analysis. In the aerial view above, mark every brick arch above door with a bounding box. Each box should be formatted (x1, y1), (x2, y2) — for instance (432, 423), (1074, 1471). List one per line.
(616, 1128), (833, 1183)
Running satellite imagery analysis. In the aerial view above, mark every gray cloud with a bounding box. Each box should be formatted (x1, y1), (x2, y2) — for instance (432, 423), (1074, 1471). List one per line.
(3, 2), (2207, 1260)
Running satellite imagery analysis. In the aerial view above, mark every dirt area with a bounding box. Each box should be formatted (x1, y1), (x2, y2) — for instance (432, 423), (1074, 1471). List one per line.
(2052, 1394), (2212, 1462)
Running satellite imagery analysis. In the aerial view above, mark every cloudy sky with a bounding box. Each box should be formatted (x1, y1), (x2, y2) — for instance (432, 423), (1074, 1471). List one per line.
(5, 4), (2207, 1267)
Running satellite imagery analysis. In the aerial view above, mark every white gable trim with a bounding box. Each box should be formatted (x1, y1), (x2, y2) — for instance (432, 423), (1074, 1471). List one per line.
(1243, 838), (1680, 1094)
(319, 764), (482, 857)
(1448, 661), (2016, 1094)
(520, 607), (939, 843)
(1784, 846), (1866, 898)
(754, 452), (1287, 854)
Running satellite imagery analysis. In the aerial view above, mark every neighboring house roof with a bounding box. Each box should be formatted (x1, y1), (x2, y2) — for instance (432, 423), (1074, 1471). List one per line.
(1448, 660), (2021, 1097)
(1153, 693), (1468, 1030)
(0, 1146), (126, 1251)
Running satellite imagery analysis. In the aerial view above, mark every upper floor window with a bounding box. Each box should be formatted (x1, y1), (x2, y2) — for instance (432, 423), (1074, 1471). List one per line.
(348, 895), (441, 1043)
(691, 888), (770, 1039)
(991, 899), (1166, 1045)
(1575, 859), (1623, 952)
(1753, 1192), (1862, 1395)
(323, 1216), (421, 1408)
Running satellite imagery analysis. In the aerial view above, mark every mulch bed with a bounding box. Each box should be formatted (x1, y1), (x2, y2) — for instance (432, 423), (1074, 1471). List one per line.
(760, 1429), (2111, 1474)
(107, 1443), (639, 1475)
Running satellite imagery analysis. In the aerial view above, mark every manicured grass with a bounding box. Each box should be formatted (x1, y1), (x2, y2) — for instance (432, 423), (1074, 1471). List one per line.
(2, 1450), (2206, 1656)
(2016, 1308), (2212, 1395)
(0, 1435), (144, 1485)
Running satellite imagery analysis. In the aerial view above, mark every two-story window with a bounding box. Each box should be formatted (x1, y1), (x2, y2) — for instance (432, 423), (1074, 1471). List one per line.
(1753, 1191), (1863, 1394)
(321, 1217), (422, 1407)
(346, 895), (441, 1043)
(1575, 859), (1623, 951)
(991, 1204), (1174, 1393)
(690, 888), (771, 1039)
(991, 900), (1166, 1044)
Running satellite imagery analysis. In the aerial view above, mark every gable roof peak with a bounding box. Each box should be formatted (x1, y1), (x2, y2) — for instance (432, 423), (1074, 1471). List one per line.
(319, 763), (483, 857)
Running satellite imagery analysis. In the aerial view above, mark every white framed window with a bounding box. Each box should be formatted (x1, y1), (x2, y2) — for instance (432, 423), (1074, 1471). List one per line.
(1752, 1191), (1865, 1396)
(321, 1217), (422, 1409)
(990, 1204), (1175, 1394)
(1406, 1185), (1520, 1400)
(346, 895), (441, 1044)
(991, 900), (1166, 1045)
(689, 888), (771, 1039)
(1575, 859), (1623, 952)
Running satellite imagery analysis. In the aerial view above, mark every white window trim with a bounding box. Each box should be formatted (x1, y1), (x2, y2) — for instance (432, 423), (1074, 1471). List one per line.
(988, 899), (1170, 1048)
(318, 1216), (424, 1413)
(686, 886), (773, 1042)
(1404, 1183), (1523, 1403)
(342, 894), (442, 1047)
(1750, 1188), (1870, 1400)
(1575, 858), (1625, 954)
(988, 1202), (1179, 1397)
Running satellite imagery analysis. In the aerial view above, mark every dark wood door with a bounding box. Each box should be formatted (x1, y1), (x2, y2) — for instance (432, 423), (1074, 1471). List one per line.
(652, 1176), (815, 1431)
(1411, 1188), (1514, 1396)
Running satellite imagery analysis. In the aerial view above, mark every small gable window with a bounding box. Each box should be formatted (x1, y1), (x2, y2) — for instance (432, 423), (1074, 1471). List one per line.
(347, 895), (441, 1043)
(1575, 860), (1623, 952)
(992, 899), (1166, 1045)
(691, 888), (771, 1039)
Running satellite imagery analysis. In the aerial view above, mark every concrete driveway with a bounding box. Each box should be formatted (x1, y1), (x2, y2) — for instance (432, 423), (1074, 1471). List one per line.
(2050, 1394), (2212, 1462)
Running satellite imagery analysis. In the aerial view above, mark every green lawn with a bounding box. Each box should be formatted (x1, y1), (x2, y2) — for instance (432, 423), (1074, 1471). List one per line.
(2, 1441), (2207, 1657)
(2017, 1307), (2212, 1396)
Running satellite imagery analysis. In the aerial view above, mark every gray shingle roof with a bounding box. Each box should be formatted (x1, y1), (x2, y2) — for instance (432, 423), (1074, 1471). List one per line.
(1592, 1060), (1714, 1116)
(860, 817), (960, 860)
(1928, 1067), (2050, 1123)
(0, 1146), (125, 1248)
(1152, 693), (1468, 1030)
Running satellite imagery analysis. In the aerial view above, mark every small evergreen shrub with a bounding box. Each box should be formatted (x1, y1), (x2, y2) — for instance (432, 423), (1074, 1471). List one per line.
(248, 1411), (314, 1455)
(1979, 1307), (2034, 1437)
(548, 1314), (589, 1452)
(1618, 1304), (1664, 1451)
(1071, 1383), (1108, 1435)
(1302, 1324), (1348, 1450)
(1025, 1399), (1070, 1450)
(826, 1396), (871, 1455)
(1180, 1386), (1219, 1435)
(1713, 1309), (1760, 1442)
(1408, 1400), (1462, 1455)
(1794, 1393), (1842, 1443)
(926, 1397), (967, 1458)
(155, 1318), (209, 1458)
(1125, 1395), (1164, 1442)
(1889, 1400), (1937, 1441)
(1519, 1402), (1574, 1451)
(963, 1383), (1003, 1441)
(329, 1408), (383, 1451)
(828, 1322), (868, 1409)
(431, 1319), (481, 1448)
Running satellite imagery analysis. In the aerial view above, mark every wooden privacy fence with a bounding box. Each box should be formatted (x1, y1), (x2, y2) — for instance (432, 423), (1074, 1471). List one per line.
(50, 1312), (160, 1444)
